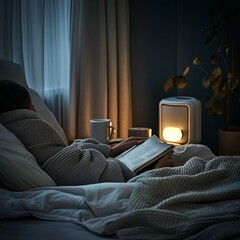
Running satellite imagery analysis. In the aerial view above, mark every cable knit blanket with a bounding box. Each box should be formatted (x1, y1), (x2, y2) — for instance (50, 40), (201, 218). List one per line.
(1, 156), (240, 239)
(107, 156), (240, 239)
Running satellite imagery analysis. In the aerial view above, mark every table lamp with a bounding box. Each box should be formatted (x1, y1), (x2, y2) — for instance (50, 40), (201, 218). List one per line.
(159, 96), (201, 145)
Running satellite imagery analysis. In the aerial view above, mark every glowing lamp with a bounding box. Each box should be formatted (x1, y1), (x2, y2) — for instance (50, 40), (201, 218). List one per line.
(163, 127), (182, 142)
(159, 97), (201, 145)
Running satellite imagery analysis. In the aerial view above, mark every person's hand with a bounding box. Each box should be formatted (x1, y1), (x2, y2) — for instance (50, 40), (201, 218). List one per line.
(109, 136), (147, 157)
(153, 150), (174, 168)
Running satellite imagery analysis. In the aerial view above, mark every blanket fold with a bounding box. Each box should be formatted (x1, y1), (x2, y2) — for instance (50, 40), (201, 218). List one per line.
(0, 155), (240, 239)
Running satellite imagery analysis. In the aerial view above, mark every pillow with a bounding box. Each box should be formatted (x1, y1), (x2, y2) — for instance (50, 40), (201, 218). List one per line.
(0, 59), (29, 89)
(172, 144), (216, 167)
(0, 124), (56, 191)
(0, 59), (67, 143)
(30, 88), (67, 143)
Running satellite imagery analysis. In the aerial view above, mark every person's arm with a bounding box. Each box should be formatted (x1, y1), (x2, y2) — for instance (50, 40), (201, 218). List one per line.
(72, 136), (146, 158)
(71, 138), (111, 157)
(153, 150), (174, 168)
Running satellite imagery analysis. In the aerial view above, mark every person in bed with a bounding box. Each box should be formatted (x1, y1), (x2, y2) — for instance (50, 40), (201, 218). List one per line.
(0, 80), (174, 186)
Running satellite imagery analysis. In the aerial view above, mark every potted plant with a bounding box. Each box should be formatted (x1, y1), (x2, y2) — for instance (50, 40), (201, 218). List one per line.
(164, 8), (240, 155)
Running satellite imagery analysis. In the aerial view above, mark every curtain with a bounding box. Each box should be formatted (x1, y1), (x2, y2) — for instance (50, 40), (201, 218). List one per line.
(0, 0), (71, 130)
(68, 0), (132, 140)
(21, 0), (71, 130)
(0, 0), (132, 140)
(0, 0), (25, 68)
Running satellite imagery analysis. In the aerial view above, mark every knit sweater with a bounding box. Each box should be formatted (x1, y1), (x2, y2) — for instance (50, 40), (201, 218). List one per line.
(0, 109), (135, 185)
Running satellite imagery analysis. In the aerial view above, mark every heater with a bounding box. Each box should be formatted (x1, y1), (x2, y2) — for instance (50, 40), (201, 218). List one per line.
(159, 96), (201, 145)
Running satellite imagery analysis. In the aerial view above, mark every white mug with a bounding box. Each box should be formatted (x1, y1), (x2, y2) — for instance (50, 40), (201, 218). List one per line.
(90, 119), (115, 143)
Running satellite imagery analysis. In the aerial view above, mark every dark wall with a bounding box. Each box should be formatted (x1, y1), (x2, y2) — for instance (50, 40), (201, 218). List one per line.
(129, 0), (240, 155)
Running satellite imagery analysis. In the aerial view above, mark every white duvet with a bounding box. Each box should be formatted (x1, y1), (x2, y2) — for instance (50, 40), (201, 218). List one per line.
(1, 155), (240, 240)
(0, 182), (137, 223)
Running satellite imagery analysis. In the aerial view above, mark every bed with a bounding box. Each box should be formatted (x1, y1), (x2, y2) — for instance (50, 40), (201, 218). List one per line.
(0, 59), (240, 240)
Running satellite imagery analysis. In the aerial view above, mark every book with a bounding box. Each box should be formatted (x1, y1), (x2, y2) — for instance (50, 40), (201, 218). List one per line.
(116, 135), (174, 173)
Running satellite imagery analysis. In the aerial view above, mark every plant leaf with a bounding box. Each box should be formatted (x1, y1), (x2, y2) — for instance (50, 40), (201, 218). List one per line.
(215, 104), (223, 115)
(211, 67), (222, 79)
(210, 73), (221, 89)
(206, 96), (223, 115)
(206, 96), (216, 115)
(163, 78), (173, 92)
(227, 73), (238, 90)
(210, 54), (220, 64)
(202, 75), (211, 88)
(173, 75), (187, 89)
(193, 57), (202, 65)
(214, 87), (227, 99)
(204, 29), (217, 44)
(182, 66), (190, 76)
(206, 96), (215, 109)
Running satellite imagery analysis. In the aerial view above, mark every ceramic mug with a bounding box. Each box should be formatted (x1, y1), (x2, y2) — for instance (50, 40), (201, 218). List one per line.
(90, 119), (115, 143)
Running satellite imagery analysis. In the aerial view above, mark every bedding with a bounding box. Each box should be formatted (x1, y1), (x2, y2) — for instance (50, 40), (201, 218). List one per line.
(1, 59), (239, 240)
(0, 155), (240, 239)
(0, 58), (29, 89)
(0, 219), (117, 240)
(0, 123), (56, 191)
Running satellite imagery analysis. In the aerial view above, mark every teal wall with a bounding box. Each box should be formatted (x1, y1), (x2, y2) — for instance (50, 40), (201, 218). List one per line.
(129, 0), (240, 155)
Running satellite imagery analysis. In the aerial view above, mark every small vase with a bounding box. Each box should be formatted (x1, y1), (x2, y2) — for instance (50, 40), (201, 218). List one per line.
(218, 128), (240, 155)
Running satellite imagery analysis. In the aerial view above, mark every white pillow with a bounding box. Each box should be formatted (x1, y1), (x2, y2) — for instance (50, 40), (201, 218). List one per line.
(0, 59), (29, 89)
(0, 59), (67, 143)
(0, 124), (56, 191)
(172, 144), (216, 166)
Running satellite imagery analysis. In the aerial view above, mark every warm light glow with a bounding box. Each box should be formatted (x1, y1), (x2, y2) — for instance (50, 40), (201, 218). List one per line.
(163, 127), (182, 142)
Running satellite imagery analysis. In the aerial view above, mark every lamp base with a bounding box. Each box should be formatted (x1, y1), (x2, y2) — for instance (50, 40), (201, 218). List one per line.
(159, 96), (201, 145)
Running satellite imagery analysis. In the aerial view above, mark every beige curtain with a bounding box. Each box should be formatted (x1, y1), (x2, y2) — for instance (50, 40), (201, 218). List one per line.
(67, 0), (132, 141)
